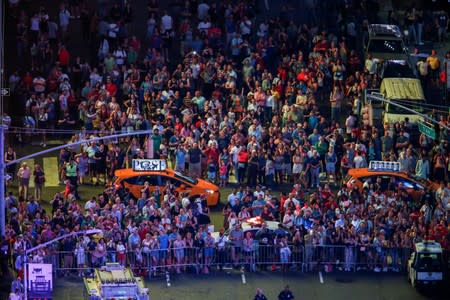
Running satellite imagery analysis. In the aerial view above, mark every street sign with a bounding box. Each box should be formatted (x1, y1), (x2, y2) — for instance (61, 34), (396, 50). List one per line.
(28, 263), (53, 291)
(418, 121), (436, 140)
(132, 159), (167, 172)
(1, 88), (9, 96)
(369, 160), (401, 172)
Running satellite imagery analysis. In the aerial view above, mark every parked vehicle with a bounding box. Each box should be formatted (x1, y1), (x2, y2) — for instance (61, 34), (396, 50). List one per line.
(407, 241), (445, 288)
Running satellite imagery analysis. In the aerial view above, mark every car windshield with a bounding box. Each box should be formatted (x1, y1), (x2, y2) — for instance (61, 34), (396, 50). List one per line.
(174, 171), (198, 185)
(386, 100), (425, 114)
(368, 39), (405, 54)
(382, 63), (415, 78)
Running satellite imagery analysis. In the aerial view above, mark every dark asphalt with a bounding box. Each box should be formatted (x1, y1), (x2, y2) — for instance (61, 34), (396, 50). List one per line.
(52, 271), (449, 300)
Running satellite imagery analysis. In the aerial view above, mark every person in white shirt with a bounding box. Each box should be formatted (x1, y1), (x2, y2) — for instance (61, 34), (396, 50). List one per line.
(282, 210), (294, 228)
(257, 21), (269, 38)
(283, 194), (299, 210)
(364, 53), (376, 75)
(84, 198), (97, 211)
(416, 59), (428, 84)
(353, 151), (367, 168)
(228, 189), (239, 206)
(33, 76), (46, 93)
(335, 214), (345, 228)
(30, 13), (40, 39)
(113, 46), (126, 66)
(345, 114), (356, 134)
(161, 11), (173, 33)
(197, 18), (211, 35)
(253, 186), (265, 199)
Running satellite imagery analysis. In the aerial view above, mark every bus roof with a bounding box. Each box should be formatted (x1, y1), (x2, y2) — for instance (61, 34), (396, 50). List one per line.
(380, 78), (424, 100)
(415, 241), (442, 254)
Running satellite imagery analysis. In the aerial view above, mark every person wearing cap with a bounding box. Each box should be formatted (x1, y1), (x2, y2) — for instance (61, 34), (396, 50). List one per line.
(278, 285), (294, 300)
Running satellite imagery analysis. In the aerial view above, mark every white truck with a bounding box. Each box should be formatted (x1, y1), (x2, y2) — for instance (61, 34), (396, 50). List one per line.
(407, 241), (445, 288)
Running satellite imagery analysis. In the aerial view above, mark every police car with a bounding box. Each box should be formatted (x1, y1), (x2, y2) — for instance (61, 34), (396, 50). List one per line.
(407, 241), (445, 288)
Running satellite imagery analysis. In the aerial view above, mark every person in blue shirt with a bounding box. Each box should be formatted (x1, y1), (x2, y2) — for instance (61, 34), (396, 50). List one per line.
(26, 198), (39, 217)
(308, 112), (318, 129)
(252, 195), (266, 217)
(158, 230), (170, 263)
(175, 145), (186, 172)
(308, 128), (320, 145)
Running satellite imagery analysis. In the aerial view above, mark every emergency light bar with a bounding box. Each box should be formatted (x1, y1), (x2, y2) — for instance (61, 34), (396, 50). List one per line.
(132, 159), (167, 171)
(368, 24), (402, 38)
(368, 160), (400, 172)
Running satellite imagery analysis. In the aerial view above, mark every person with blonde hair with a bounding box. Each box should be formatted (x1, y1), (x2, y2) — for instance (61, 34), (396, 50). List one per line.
(17, 162), (31, 200)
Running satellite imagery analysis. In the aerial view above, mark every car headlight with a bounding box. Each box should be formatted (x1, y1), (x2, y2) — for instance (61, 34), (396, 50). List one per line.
(205, 189), (215, 194)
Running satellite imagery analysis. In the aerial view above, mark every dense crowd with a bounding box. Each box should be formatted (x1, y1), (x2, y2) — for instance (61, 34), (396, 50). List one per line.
(2, 1), (450, 291)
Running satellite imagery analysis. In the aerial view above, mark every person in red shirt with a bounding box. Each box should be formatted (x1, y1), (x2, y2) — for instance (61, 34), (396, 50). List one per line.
(203, 143), (219, 165)
(58, 45), (70, 71)
(129, 35), (141, 53)
(105, 77), (117, 96)
(237, 147), (249, 185)
(23, 71), (33, 91)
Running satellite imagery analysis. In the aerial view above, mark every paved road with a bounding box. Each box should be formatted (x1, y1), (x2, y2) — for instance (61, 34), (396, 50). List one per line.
(53, 271), (448, 300)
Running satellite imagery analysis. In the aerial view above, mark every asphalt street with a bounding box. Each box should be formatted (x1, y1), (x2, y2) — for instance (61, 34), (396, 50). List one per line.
(52, 271), (449, 300)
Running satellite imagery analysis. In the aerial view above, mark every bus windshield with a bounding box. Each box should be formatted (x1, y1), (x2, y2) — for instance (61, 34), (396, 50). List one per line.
(417, 253), (442, 272)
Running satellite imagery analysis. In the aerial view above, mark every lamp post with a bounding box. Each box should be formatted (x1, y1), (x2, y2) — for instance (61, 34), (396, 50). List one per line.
(24, 229), (102, 299)
(0, 0), (6, 237)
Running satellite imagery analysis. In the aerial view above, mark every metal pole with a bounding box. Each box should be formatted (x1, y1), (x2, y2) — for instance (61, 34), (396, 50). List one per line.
(0, 0), (5, 238)
(6, 130), (152, 167)
(366, 94), (450, 131)
(0, 125), (5, 237)
(24, 243), (28, 300)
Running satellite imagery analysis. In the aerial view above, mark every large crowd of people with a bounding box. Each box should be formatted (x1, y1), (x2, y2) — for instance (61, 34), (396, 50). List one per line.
(2, 1), (450, 293)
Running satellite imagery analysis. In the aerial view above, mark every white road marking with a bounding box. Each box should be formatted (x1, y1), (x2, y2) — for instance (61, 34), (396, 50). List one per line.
(319, 271), (324, 284)
(166, 271), (171, 287)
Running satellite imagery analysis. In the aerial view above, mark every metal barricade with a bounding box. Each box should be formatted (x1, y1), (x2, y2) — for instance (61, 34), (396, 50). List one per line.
(303, 245), (413, 273)
(28, 244), (415, 281)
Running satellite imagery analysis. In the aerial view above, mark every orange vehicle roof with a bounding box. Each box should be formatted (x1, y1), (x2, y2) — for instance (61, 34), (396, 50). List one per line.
(347, 168), (410, 179)
(347, 168), (439, 189)
(115, 168), (175, 177)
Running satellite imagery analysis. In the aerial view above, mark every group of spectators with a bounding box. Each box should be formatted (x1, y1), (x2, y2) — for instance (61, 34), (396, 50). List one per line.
(2, 0), (450, 294)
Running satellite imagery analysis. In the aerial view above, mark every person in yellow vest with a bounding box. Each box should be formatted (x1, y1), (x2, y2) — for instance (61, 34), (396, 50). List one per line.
(426, 49), (440, 85)
(65, 157), (79, 199)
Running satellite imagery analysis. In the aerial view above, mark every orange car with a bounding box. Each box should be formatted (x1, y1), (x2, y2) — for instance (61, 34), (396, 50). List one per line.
(114, 159), (220, 206)
(345, 164), (438, 201)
